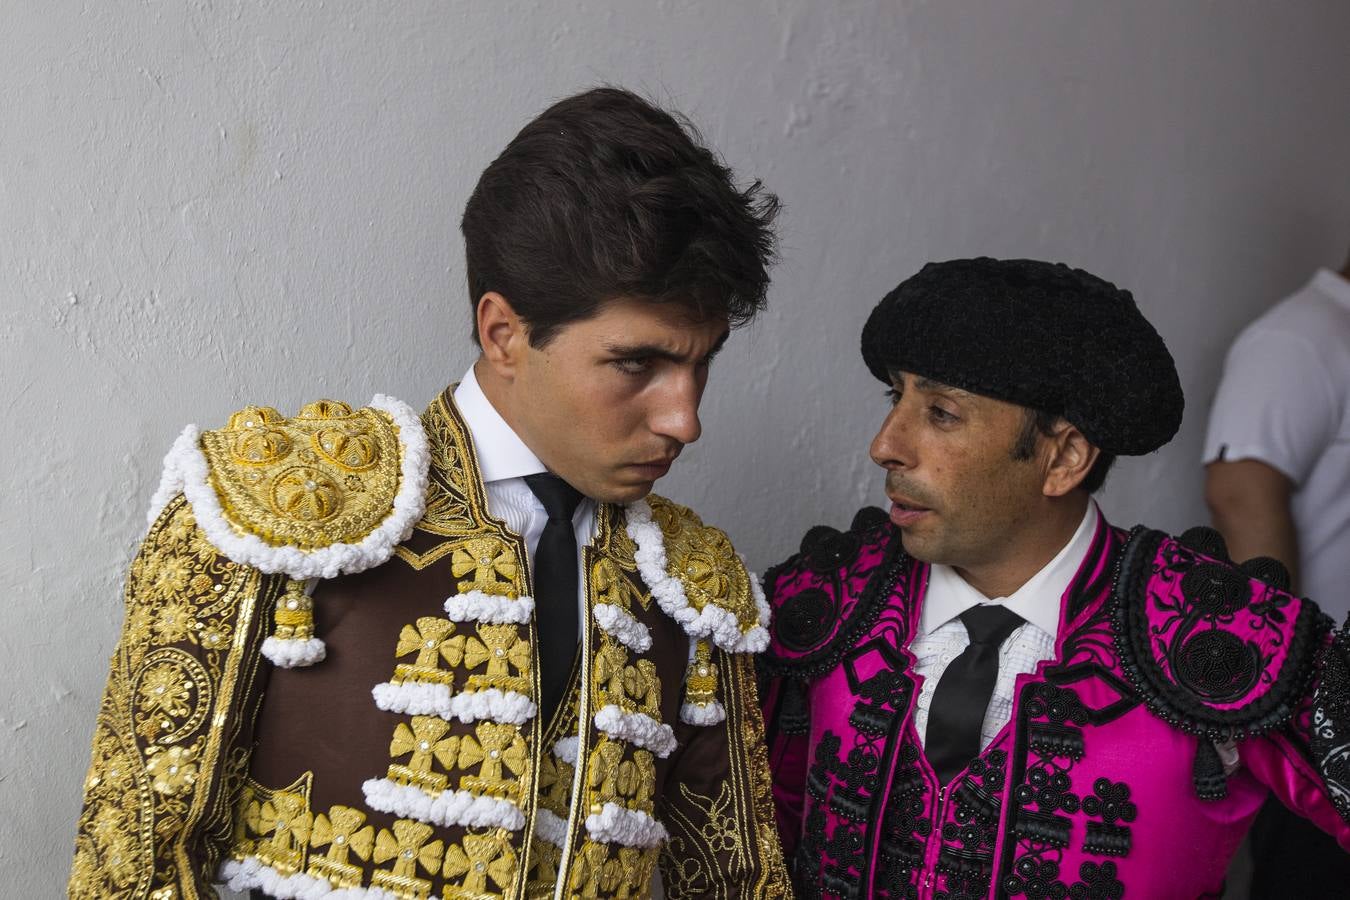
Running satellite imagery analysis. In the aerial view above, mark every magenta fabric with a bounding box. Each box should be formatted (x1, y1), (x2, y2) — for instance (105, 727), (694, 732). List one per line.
(761, 511), (1350, 899)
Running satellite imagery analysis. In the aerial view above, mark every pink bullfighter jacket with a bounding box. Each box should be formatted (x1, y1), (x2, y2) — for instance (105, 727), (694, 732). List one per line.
(760, 507), (1350, 899)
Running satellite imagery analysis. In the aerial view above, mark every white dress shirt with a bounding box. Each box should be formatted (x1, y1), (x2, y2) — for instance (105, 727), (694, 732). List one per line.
(453, 366), (597, 629)
(911, 503), (1098, 751)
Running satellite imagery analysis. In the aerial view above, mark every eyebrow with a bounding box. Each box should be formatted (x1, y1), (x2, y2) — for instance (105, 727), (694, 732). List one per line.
(910, 376), (977, 400)
(604, 329), (731, 364)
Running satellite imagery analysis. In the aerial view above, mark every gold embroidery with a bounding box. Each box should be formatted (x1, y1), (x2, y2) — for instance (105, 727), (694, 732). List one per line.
(270, 578), (316, 641)
(372, 820), (444, 898)
(394, 616), (466, 684)
(458, 723), (529, 799)
(659, 653), (792, 899)
(452, 537), (520, 593)
(236, 773), (315, 877)
(70, 496), (276, 899)
(308, 805), (376, 888)
(594, 638), (661, 716)
(685, 639), (719, 709)
(200, 401), (403, 549)
(387, 715), (463, 791)
(443, 831), (517, 897)
(647, 495), (759, 633)
(463, 623), (532, 694)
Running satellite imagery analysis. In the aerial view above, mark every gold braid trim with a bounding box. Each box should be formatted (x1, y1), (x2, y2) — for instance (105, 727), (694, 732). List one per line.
(70, 495), (280, 898)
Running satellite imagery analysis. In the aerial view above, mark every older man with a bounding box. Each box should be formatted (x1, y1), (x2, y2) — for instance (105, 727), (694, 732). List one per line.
(761, 258), (1350, 898)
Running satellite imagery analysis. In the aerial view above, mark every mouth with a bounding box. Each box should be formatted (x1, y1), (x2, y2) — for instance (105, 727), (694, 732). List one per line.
(626, 457), (676, 479)
(887, 495), (933, 527)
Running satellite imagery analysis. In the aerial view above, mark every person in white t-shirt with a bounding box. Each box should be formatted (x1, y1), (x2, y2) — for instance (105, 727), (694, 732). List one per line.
(1204, 249), (1350, 897)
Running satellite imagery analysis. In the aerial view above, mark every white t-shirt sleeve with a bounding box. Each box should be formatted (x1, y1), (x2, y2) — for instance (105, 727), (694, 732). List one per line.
(1203, 325), (1340, 485)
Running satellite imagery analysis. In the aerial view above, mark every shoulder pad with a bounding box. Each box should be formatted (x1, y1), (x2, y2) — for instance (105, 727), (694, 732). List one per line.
(1114, 525), (1332, 739)
(627, 494), (768, 653)
(147, 395), (431, 580)
(761, 507), (914, 677)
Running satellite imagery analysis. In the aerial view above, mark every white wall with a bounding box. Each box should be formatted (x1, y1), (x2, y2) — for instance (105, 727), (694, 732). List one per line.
(3, 1), (1349, 893)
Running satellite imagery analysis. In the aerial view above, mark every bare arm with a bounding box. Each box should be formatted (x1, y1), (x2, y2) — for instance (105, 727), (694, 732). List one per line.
(1204, 458), (1300, 592)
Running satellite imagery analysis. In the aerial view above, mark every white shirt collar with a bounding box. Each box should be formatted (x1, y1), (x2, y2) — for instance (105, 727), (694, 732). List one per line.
(1313, 268), (1350, 309)
(920, 501), (1100, 639)
(452, 365), (548, 485)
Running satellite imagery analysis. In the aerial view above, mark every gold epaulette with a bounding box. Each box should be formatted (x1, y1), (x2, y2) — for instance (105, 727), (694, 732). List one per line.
(203, 400), (403, 549)
(150, 395), (430, 582)
(642, 494), (770, 653)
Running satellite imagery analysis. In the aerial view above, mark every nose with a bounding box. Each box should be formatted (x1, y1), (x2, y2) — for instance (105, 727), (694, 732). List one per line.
(650, 373), (704, 446)
(869, 403), (914, 471)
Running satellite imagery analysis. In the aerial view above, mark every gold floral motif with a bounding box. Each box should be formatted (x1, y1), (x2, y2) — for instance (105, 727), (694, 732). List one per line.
(254, 789), (314, 874)
(201, 402), (402, 549)
(592, 556), (648, 612)
(458, 723), (529, 797)
(146, 742), (200, 796)
(442, 831), (517, 895)
(372, 820), (444, 898)
(588, 739), (657, 814)
(388, 716), (462, 792)
(463, 623), (531, 694)
(270, 466), (343, 522)
(451, 537), (519, 592)
(231, 428), (292, 466)
(594, 639), (660, 716)
(393, 617), (465, 684)
(308, 805), (375, 888)
(312, 427), (380, 470)
(138, 663), (193, 719)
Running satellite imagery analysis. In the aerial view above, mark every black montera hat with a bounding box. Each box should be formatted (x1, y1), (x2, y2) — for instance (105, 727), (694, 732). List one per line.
(860, 257), (1183, 455)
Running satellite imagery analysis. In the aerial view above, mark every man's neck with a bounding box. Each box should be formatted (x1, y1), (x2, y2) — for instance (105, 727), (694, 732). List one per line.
(953, 495), (1091, 600)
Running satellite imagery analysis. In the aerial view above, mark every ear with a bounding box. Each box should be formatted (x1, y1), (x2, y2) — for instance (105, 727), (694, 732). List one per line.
(1041, 421), (1100, 497)
(476, 292), (528, 379)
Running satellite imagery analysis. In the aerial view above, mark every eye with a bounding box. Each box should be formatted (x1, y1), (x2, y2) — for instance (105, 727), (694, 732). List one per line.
(929, 405), (959, 424)
(610, 357), (652, 376)
(884, 388), (901, 406)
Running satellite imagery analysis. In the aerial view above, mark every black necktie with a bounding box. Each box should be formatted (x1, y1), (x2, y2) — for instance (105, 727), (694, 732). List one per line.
(926, 604), (1024, 784)
(524, 472), (584, 725)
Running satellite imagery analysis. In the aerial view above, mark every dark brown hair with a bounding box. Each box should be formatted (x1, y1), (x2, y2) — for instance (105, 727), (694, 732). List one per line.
(461, 87), (779, 347)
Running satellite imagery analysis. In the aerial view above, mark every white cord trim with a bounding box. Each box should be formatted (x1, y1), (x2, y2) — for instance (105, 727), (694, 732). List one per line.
(594, 705), (677, 758)
(146, 396), (430, 580)
(625, 498), (770, 654)
(552, 736), (580, 766)
(371, 681), (536, 724)
(443, 590), (535, 624)
(534, 808), (570, 848)
(584, 802), (669, 848)
(593, 603), (653, 653)
(362, 778), (525, 831)
(218, 855), (411, 899)
(679, 700), (727, 726)
(261, 636), (328, 668)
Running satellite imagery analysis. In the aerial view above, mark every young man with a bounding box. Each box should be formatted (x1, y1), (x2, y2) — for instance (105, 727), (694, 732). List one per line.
(69, 88), (791, 899)
(760, 258), (1350, 898)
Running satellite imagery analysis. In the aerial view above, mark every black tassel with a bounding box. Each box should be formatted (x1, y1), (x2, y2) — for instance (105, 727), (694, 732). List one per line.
(1193, 739), (1228, 801)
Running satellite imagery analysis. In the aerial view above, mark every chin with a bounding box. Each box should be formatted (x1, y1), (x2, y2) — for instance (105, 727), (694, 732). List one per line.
(591, 480), (656, 505)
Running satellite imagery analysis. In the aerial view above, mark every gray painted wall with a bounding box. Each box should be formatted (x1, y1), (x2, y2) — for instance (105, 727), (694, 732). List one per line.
(4, 1), (1349, 893)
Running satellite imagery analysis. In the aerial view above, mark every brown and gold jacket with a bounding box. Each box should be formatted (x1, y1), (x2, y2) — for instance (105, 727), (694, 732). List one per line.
(69, 388), (790, 899)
